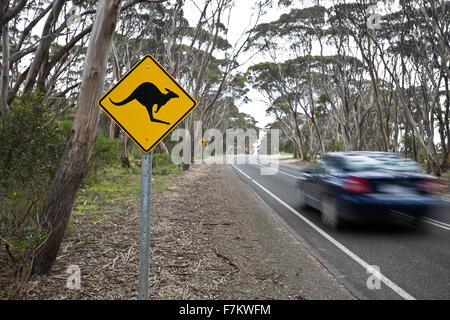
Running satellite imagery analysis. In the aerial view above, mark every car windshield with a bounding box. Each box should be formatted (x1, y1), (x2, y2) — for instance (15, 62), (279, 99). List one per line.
(342, 155), (424, 173)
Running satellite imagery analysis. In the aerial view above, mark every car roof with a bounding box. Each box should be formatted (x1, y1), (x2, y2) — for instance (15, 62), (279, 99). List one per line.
(324, 151), (400, 158)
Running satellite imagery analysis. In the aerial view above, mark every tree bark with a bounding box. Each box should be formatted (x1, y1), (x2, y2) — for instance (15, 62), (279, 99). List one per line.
(0, 0), (28, 29)
(109, 42), (122, 140)
(0, 23), (10, 117)
(366, 35), (388, 152)
(121, 134), (130, 168)
(109, 121), (120, 139)
(32, 0), (122, 275)
(23, 0), (65, 93)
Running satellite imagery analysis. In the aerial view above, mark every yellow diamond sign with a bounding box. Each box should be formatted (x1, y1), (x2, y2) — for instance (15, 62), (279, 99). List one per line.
(98, 54), (197, 153)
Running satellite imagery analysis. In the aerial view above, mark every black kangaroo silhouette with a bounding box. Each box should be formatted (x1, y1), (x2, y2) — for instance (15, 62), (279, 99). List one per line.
(109, 82), (179, 125)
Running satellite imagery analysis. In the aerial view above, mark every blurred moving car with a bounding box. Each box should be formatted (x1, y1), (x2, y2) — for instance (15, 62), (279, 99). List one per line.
(296, 152), (444, 228)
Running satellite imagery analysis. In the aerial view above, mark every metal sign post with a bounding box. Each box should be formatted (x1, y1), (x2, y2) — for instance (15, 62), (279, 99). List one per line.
(97, 54), (197, 300)
(138, 151), (153, 300)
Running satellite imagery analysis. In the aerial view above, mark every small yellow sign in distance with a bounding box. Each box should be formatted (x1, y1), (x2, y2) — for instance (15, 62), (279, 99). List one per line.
(98, 54), (197, 153)
(200, 138), (207, 147)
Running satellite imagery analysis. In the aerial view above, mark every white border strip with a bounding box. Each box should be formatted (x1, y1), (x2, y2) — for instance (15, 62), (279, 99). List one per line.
(231, 164), (416, 300)
(254, 162), (301, 179)
(422, 217), (450, 231)
(392, 211), (450, 231)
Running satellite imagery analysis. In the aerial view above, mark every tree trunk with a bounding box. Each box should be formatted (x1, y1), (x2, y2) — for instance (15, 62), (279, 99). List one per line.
(159, 141), (169, 154)
(109, 41), (122, 141)
(293, 129), (306, 161)
(154, 140), (169, 154)
(293, 143), (299, 159)
(0, 0), (28, 30)
(445, 74), (450, 171)
(32, 0), (122, 275)
(0, 23), (10, 117)
(23, 0), (65, 93)
(121, 134), (130, 168)
(109, 120), (120, 139)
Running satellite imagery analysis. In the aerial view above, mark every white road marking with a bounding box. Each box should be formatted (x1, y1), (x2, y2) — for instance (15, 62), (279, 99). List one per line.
(389, 210), (416, 220)
(254, 162), (302, 179)
(230, 164), (416, 300)
(391, 211), (450, 231)
(421, 217), (450, 231)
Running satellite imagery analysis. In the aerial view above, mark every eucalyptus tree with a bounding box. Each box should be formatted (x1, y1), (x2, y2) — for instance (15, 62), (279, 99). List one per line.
(390, 0), (449, 172)
(0, 1), (29, 116)
(351, 0), (450, 174)
(31, 0), (123, 275)
(153, 0), (270, 167)
(247, 60), (308, 159)
(247, 0), (448, 174)
(247, 3), (371, 157)
(31, 0), (169, 275)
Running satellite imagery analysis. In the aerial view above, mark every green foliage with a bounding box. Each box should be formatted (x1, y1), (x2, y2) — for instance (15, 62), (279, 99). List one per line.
(152, 153), (172, 167)
(0, 94), (68, 239)
(280, 139), (294, 154)
(153, 164), (181, 176)
(11, 229), (47, 256)
(278, 0), (292, 6)
(86, 133), (121, 178)
(0, 94), (67, 191)
(152, 153), (181, 175)
(325, 139), (344, 152)
(57, 120), (73, 137)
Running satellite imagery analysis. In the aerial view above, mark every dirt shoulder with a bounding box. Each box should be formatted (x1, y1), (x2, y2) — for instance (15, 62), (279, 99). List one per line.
(14, 164), (354, 300)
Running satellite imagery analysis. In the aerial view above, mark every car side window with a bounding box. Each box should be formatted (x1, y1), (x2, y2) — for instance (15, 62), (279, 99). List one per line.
(323, 156), (341, 175)
(311, 159), (325, 174)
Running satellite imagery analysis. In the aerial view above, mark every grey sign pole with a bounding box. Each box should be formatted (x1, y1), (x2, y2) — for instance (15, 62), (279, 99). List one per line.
(138, 151), (153, 300)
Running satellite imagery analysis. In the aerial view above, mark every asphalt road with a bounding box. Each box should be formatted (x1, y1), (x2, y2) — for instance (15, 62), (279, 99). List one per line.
(230, 158), (450, 300)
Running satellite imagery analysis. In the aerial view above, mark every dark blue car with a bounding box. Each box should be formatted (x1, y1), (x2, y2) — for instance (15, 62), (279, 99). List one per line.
(296, 152), (444, 228)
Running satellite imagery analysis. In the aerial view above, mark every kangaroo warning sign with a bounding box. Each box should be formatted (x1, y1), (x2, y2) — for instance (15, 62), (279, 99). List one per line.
(98, 54), (197, 153)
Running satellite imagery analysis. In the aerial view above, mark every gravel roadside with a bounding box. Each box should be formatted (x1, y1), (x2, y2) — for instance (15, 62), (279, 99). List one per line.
(198, 164), (354, 300)
(15, 164), (354, 300)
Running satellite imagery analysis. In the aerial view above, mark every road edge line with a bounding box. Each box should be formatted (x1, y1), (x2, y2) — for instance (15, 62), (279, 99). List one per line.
(230, 164), (416, 300)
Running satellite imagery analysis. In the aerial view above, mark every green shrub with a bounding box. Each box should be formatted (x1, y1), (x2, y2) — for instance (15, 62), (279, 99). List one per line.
(153, 153), (172, 167)
(87, 133), (121, 178)
(0, 93), (68, 241)
(280, 139), (294, 154)
(152, 163), (181, 175)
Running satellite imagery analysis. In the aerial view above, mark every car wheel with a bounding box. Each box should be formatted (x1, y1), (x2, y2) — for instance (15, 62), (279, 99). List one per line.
(321, 195), (340, 229)
(297, 186), (307, 209)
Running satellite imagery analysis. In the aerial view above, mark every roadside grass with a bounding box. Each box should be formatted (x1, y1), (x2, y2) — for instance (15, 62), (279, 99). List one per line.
(278, 152), (304, 161)
(68, 160), (182, 236)
(280, 152), (293, 157)
(0, 147), (182, 299)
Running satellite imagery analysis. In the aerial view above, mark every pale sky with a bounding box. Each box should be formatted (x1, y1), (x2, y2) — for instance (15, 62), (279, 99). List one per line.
(183, 0), (289, 129)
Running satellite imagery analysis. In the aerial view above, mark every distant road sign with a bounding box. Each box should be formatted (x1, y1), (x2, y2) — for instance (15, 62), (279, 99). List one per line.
(98, 54), (197, 153)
